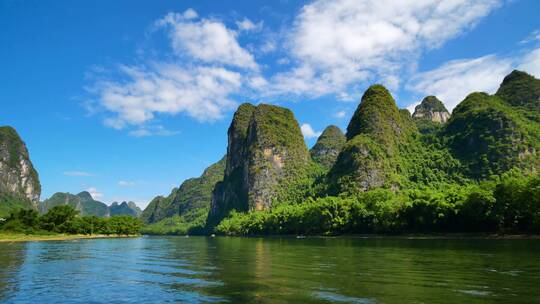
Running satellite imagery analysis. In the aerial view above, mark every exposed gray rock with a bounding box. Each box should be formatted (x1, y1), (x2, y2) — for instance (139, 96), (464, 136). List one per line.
(413, 96), (450, 123)
(0, 126), (40, 207)
(207, 103), (310, 227)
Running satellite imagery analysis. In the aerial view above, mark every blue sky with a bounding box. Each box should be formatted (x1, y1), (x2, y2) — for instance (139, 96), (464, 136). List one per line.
(1, 0), (540, 208)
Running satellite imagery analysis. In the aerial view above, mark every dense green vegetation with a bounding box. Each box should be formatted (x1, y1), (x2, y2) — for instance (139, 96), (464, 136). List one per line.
(135, 70), (540, 236)
(216, 172), (540, 235)
(445, 92), (539, 178)
(141, 208), (208, 235)
(496, 70), (540, 110)
(212, 70), (540, 236)
(141, 156), (226, 232)
(0, 193), (35, 219)
(0, 205), (142, 235)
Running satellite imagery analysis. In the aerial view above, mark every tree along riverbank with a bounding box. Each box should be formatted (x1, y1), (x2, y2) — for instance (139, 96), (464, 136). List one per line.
(0, 205), (143, 238)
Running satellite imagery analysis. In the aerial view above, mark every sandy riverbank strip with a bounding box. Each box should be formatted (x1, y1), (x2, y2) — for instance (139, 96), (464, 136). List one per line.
(0, 233), (139, 243)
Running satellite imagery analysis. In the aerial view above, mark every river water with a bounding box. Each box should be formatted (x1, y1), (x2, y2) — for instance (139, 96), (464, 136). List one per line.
(0, 236), (539, 303)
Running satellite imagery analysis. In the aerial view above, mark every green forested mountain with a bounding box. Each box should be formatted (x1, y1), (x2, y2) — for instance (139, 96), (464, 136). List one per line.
(141, 156), (226, 234)
(310, 125), (346, 169)
(445, 92), (539, 178)
(40, 191), (109, 217)
(0, 126), (40, 218)
(143, 103), (319, 234)
(3, 70), (539, 235)
(207, 103), (312, 227)
(0, 71), (540, 235)
(329, 85), (418, 194)
(496, 70), (540, 110)
(142, 70), (540, 235)
(213, 70), (539, 235)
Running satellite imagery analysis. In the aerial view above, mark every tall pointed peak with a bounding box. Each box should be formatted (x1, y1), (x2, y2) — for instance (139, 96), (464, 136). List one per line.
(345, 84), (413, 147)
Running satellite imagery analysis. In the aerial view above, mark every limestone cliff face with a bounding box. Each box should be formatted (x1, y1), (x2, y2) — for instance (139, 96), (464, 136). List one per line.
(224, 103), (256, 177)
(0, 126), (40, 207)
(208, 103), (309, 226)
(245, 104), (310, 210)
(206, 105), (255, 226)
(413, 96), (450, 123)
(310, 125), (346, 169)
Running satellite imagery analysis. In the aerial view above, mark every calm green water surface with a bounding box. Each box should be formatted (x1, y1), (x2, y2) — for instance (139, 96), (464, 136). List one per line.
(0, 236), (539, 303)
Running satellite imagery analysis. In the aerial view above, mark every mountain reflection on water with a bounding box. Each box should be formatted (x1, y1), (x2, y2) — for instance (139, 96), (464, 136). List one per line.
(0, 236), (539, 303)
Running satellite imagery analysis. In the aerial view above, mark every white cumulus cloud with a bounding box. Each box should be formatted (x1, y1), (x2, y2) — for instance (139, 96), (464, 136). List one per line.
(301, 123), (322, 139)
(95, 63), (241, 128)
(269, 0), (502, 98)
(157, 11), (258, 70)
(236, 18), (263, 32)
(407, 46), (540, 112)
(408, 55), (513, 111)
(90, 9), (261, 134)
(518, 48), (540, 77)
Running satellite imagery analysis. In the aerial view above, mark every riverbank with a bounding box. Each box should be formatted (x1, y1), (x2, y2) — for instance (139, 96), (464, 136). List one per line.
(0, 233), (140, 243)
(340, 233), (540, 240)
(144, 233), (540, 239)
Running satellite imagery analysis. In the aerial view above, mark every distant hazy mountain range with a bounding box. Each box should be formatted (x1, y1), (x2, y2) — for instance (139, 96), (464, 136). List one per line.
(39, 191), (142, 218)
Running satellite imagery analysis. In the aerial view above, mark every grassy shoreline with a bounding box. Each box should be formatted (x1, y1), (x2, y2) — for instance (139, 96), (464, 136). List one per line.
(0, 233), (140, 243)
